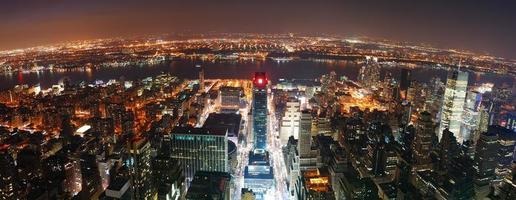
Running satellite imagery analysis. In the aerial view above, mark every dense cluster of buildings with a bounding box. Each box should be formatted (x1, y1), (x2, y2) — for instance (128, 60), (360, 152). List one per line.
(0, 57), (514, 200)
(275, 60), (515, 199)
(0, 69), (251, 200)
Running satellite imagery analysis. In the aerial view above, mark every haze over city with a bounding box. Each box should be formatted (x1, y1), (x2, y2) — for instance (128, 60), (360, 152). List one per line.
(0, 1), (515, 200)
(1, 0), (516, 59)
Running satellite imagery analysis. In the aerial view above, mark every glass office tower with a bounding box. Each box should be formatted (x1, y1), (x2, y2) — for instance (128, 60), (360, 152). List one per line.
(244, 72), (275, 200)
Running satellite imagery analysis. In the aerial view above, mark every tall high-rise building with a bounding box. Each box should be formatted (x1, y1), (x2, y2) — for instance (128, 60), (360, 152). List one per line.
(280, 98), (300, 146)
(185, 171), (231, 200)
(252, 72), (268, 151)
(438, 129), (460, 171)
(366, 140), (386, 176)
(197, 65), (205, 93)
(298, 110), (321, 171)
(299, 111), (313, 158)
(446, 155), (475, 200)
(127, 138), (154, 200)
(438, 69), (468, 142)
(43, 154), (67, 197)
(461, 91), (482, 142)
(399, 68), (411, 100)
(63, 156), (82, 197)
(0, 152), (16, 200)
(357, 60), (381, 89)
(473, 129), (498, 199)
(170, 127), (229, 185)
(79, 154), (103, 200)
(412, 111), (435, 169)
(153, 136), (185, 200)
(244, 72), (274, 199)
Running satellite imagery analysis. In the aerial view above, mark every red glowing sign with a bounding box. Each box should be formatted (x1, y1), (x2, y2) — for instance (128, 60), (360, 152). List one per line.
(258, 78), (263, 84)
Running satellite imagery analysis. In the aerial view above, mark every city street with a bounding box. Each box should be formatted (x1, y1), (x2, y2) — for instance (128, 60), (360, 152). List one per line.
(267, 92), (289, 200)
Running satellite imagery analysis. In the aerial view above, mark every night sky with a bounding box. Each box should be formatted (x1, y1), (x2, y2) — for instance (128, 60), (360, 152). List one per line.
(1, 0), (515, 59)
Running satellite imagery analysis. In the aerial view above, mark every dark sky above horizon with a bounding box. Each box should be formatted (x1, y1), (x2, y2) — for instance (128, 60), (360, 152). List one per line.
(1, 0), (515, 59)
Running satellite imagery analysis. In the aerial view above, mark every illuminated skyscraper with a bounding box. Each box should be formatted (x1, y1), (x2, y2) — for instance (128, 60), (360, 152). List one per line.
(170, 127), (229, 185)
(280, 98), (300, 146)
(412, 111), (435, 169)
(127, 138), (154, 200)
(357, 60), (381, 89)
(197, 65), (205, 93)
(0, 152), (16, 200)
(244, 72), (274, 199)
(460, 91), (482, 142)
(252, 72), (268, 151)
(153, 136), (185, 200)
(79, 154), (103, 199)
(299, 111), (313, 158)
(399, 68), (411, 100)
(473, 130), (498, 199)
(438, 69), (468, 142)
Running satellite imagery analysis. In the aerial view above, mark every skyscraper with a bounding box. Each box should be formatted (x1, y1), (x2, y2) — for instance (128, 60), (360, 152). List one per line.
(366, 140), (386, 176)
(460, 91), (482, 142)
(252, 72), (268, 151)
(186, 171), (231, 200)
(299, 111), (312, 158)
(280, 98), (300, 146)
(438, 69), (468, 142)
(0, 152), (16, 200)
(399, 68), (411, 100)
(473, 129), (498, 199)
(357, 59), (381, 89)
(153, 136), (185, 200)
(412, 111), (435, 169)
(244, 72), (274, 199)
(438, 129), (460, 171)
(170, 127), (229, 185)
(197, 65), (205, 93)
(79, 154), (103, 199)
(127, 138), (154, 200)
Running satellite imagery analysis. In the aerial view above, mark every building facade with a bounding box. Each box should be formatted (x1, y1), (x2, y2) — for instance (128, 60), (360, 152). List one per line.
(170, 127), (229, 185)
(438, 69), (468, 142)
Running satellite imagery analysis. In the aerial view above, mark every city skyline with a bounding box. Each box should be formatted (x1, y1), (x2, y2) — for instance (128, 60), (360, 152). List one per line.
(1, 0), (516, 59)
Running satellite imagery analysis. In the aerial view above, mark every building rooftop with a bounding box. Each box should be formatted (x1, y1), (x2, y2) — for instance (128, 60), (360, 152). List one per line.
(302, 168), (332, 193)
(107, 177), (130, 191)
(172, 126), (227, 136)
(203, 113), (242, 137)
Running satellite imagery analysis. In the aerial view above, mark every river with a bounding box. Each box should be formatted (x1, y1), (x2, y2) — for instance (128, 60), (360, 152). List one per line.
(0, 59), (513, 91)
